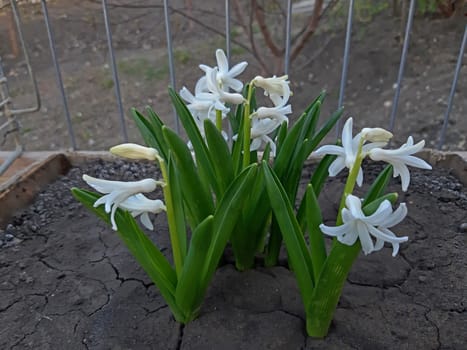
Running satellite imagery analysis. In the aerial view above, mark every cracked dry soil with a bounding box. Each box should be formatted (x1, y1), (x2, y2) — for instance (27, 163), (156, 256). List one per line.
(1, 159), (466, 349)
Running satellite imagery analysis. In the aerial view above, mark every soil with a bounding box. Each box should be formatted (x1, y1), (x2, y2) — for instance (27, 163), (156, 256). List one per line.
(0, 2), (466, 152)
(1, 159), (466, 349)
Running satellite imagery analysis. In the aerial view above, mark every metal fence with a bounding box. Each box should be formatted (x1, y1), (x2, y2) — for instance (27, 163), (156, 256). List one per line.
(0, 0), (466, 176)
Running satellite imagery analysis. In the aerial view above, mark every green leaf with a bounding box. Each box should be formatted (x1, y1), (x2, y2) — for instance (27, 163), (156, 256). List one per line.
(162, 126), (214, 227)
(71, 188), (184, 321)
(204, 120), (234, 195)
(305, 184), (327, 281)
(301, 107), (344, 162)
(175, 215), (214, 322)
(363, 192), (398, 215)
(275, 122), (288, 155)
(231, 168), (269, 270)
(201, 164), (258, 286)
(262, 162), (315, 304)
(297, 154), (336, 229)
(168, 88), (220, 197)
(165, 154), (188, 276)
(145, 107), (170, 160)
(231, 108), (246, 176)
(131, 108), (168, 160)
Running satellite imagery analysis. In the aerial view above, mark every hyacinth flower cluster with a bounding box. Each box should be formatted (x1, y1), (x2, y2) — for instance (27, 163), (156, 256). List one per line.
(72, 49), (431, 337)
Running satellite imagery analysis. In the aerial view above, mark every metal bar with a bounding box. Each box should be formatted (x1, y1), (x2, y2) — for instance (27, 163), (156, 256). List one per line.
(336, 0), (355, 135)
(388, 0), (415, 132)
(437, 25), (467, 150)
(225, 0), (233, 142)
(0, 144), (22, 175)
(41, 0), (76, 150)
(163, 0), (179, 134)
(225, 0), (231, 63)
(0, 118), (15, 132)
(102, 0), (128, 142)
(10, 0), (41, 115)
(0, 97), (10, 109)
(284, 0), (292, 75)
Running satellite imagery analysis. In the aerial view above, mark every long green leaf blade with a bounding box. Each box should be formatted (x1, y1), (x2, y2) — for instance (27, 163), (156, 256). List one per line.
(262, 162), (315, 305)
(162, 126), (214, 226)
(175, 215), (214, 322)
(204, 120), (234, 195)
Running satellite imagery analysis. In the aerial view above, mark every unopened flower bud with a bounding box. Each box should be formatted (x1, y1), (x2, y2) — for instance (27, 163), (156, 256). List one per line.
(110, 143), (160, 161)
(361, 128), (393, 142)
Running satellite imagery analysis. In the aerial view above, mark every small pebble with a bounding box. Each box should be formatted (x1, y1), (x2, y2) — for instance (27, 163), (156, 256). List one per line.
(5, 233), (14, 242)
(418, 275), (427, 283)
(459, 223), (467, 233)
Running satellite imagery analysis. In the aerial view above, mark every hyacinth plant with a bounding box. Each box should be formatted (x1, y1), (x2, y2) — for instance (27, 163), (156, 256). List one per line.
(72, 49), (431, 337)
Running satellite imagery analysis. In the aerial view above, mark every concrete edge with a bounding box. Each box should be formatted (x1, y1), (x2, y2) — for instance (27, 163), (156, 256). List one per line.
(0, 149), (466, 230)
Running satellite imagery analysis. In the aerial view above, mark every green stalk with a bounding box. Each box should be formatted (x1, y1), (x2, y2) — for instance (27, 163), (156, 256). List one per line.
(215, 109), (223, 131)
(159, 159), (184, 277)
(306, 137), (367, 337)
(242, 84), (254, 169)
(306, 241), (360, 337)
(336, 137), (365, 225)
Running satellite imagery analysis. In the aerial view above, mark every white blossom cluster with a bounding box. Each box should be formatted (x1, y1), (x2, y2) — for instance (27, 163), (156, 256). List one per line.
(180, 49), (292, 155)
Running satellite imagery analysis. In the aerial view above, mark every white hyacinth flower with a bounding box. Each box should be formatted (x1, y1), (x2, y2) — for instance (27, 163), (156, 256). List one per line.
(314, 118), (386, 186)
(110, 143), (160, 161)
(179, 86), (228, 133)
(203, 68), (245, 105)
(249, 118), (282, 156)
(252, 75), (291, 106)
(369, 136), (432, 191)
(320, 195), (409, 256)
(119, 194), (166, 230)
(83, 175), (164, 231)
(199, 48), (247, 92)
(254, 103), (292, 125)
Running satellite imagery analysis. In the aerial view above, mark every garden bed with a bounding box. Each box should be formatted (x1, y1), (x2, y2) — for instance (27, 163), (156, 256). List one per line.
(1, 152), (466, 349)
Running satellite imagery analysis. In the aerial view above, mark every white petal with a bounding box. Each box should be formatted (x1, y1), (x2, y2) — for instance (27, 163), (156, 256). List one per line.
(401, 155), (432, 170)
(224, 77), (244, 92)
(341, 118), (354, 155)
(367, 225), (408, 244)
(228, 61), (248, 80)
(216, 49), (229, 73)
(313, 145), (345, 157)
(378, 203), (407, 228)
(398, 164), (411, 191)
(110, 203), (118, 231)
(358, 222), (374, 255)
(328, 157), (346, 177)
(356, 166), (364, 187)
(139, 212), (154, 230)
(338, 227), (359, 246)
(374, 238), (385, 252)
(180, 87), (195, 103)
(345, 195), (364, 219)
(319, 223), (352, 237)
(195, 76), (208, 93)
(250, 138), (262, 151)
(364, 200), (393, 226)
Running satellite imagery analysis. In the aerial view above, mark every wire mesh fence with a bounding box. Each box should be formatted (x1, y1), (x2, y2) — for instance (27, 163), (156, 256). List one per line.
(0, 0), (465, 175)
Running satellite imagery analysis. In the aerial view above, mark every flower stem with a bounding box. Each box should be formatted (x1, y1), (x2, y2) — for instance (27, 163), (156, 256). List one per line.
(242, 84), (254, 169)
(306, 241), (361, 337)
(215, 109), (223, 131)
(336, 138), (365, 225)
(159, 158), (184, 277)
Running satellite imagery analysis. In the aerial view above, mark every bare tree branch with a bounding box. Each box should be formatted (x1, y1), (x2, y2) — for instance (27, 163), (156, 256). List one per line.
(290, 0), (324, 62)
(253, 0), (283, 57)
